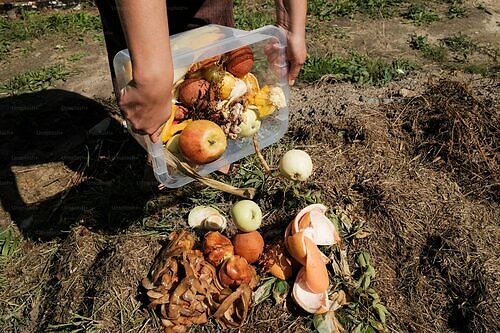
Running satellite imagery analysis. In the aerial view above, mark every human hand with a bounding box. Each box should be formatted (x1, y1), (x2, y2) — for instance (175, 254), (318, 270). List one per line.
(119, 74), (172, 143)
(284, 30), (306, 86)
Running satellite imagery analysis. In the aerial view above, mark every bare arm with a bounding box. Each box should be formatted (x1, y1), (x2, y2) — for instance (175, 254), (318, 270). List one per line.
(275, 0), (307, 85)
(116, 0), (173, 142)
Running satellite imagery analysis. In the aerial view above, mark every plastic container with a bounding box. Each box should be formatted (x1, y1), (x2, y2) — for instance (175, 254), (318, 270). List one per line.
(113, 24), (289, 188)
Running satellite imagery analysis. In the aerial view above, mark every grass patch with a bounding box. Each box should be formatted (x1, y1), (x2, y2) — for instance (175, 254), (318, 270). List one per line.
(442, 34), (475, 56)
(299, 53), (417, 85)
(307, 0), (403, 19)
(463, 64), (500, 77)
(0, 11), (101, 60)
(234, 0), (274, 30)
(409, 35), (447, 62)
(403, 3), (439, 25)
(447, 0), (468, 18)
(68, 51), (89, 62)
(0, 11), (101, 42)
(0, 63), (74, 95)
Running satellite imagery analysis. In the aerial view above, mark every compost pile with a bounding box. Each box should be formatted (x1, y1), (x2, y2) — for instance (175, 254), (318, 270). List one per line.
(389, 79), (499, 201)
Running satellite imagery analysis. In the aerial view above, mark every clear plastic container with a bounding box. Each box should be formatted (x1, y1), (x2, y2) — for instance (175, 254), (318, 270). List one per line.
(113, 24), (289, 188)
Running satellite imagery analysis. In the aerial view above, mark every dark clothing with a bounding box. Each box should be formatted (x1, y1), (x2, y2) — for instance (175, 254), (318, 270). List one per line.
(95, 0), (234, 79)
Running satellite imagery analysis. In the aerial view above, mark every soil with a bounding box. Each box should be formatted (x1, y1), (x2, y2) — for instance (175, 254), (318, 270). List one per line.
(0, 2), (499, 333)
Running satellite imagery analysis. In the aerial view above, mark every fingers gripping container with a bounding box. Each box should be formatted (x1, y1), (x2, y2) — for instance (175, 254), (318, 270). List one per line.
(113, 24), (289, 188)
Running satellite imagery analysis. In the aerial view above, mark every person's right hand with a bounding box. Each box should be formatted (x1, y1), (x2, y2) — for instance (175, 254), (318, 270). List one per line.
(118, 73), (172, 143)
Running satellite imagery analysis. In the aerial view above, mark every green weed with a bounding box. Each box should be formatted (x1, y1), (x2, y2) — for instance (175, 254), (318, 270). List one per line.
(464, 64), (500, 77)
(0, 63), (74, 95)
(409, 35), (447, 62)
(299, 53), (417, 85)
(476, 2), (492, 15)
(403, 3), (439, 25)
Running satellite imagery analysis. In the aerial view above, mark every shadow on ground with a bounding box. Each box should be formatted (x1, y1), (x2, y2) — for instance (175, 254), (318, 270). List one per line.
(0, 89), (151, 240)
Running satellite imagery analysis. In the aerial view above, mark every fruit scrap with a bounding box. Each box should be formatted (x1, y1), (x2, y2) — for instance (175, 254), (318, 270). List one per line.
(161, 119), (192, 144)
(292, 267), (329, 314)
(259, 239), (293, 280)
(188, 206), (227, 231)
(243, 73), (259, 100)
(285, 204), (340, 313)
(233, 231), (264, 264)
(248, 85), (287, 118)
(178, 120), (227, 165)
(178, 78), (213, 108)
(279, 149), (313, 181)
(231, 200), (262, 232)
(143, 231), (255, 332)
(203, 231), (234, 266)
(225, 46), (254, 78)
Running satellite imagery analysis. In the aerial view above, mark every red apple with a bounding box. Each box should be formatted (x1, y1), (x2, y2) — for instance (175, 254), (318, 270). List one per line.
(178, 120), (227, 164)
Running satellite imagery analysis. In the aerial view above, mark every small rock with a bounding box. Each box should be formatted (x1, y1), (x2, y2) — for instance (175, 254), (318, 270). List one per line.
(7, 9), (17, 20)
(398, 88), (416, 97)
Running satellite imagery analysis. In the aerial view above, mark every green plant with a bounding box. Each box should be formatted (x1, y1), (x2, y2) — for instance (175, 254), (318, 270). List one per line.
(0, 63), (74, 95)
(476, 2), (492, 15)
(442, 34), (475, 57)
(447, 0), (468, 18)
(0, 226), (22, 257)
(403, 3), (439, 25)
(409, 35), (447, 62)
(300, 54), (417, 86)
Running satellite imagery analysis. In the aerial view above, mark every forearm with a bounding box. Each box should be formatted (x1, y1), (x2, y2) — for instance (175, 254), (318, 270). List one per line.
(275, 0), (307, 37)
(116, 0), (173, 84)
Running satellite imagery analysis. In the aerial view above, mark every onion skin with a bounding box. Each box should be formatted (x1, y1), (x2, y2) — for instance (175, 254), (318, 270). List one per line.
(218, 255), (254, 289)
(203, 232), (234, 266)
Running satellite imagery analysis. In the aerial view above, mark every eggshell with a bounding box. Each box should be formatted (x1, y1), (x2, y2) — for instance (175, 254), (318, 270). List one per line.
(233, 231), (264, 264)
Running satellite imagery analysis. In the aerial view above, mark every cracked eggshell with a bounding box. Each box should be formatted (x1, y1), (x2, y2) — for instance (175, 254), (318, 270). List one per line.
(292, 268), (329, 314)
